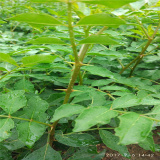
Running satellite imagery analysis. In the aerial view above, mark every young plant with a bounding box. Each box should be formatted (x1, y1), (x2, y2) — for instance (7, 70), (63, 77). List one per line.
(0, 0), (160, 159)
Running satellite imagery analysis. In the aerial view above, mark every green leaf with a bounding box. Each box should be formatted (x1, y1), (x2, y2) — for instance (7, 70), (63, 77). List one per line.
(0, 90), (27, 114)
(22, 55), (57, 67)
(73, 106), (118, 132)
(100, 86), (130, 92)
(30, 0), (66, 2)
(0, 119), (14, 142)
(51, 104), (85, 122)
(2, 129), (25, 150)
(80, 0), (139, 8)
(0, 53), (18, 66)
(76, 14), (126, 26)
(27, 37), (66, 45)
(79, 35), (119, 45)
(8, 13), (63, 26)
(112, 94), (140, 109)
(17, 122), (46, 147)
(137, 91), (160, 105)
(17, 96), (49, 147)
(55, 130), (99, 147)
(0, 67), (8, 71)
(138, 132), (155, 152)
(14, 79), (35, 93)
(0, 20), (6, 24)
(30, 0), (138, 8)
(99, 130), (130, 158)
(82, 66), (114, 78)
(22, 144), (62, 160)
(115, 112), (153, 145)
(68, 147), (106, 160)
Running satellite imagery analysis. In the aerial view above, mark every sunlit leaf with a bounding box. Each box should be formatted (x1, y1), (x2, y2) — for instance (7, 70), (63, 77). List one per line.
(8, 13), (63, 26)
(0, 90), (27, 114)
(22, 55), (57, 67)
(115, 112), (153, 145)
(51, 104), (85, 122)
(0, 119), (14, 142)
(79, 35), (119, 45)
(73, 106), (118, 132)
(0, 53), (18, 66)
(76, 14), (126, 26)
(27, 37), (66, 45)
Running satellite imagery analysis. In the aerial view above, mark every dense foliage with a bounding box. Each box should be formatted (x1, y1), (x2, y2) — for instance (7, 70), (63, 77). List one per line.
(1, 0), (160, 159)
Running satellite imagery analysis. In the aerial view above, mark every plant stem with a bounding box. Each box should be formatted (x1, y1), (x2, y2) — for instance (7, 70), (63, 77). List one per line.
(78, 26), (108, 62)
(120, 22), (160, 75)
(0, 66), (19, 80)
(67, 1), (79, 64)
(49, 13), (108, 146)
(141, 115), (160, 122)
(129, 23), (160, 76)
(134, 15), (150, 39)
(119, 56), (139, 74)
(0, 115), (51, 127)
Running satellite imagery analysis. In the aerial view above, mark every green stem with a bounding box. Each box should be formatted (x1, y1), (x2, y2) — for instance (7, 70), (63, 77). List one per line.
(129, 56), (143, 77)
(0, 66), (19, 80)
(141, 115), (160, 122)
(49, 18), (108, 146)
(78, 26), (108, 62)
(119, 56), (139, 74)
(134, 15), (150, 39)
(0, 115), (51, 127)
(68, 1), (79, 64)
(120, 22), (160, 75)
(129, 23), (160, 76)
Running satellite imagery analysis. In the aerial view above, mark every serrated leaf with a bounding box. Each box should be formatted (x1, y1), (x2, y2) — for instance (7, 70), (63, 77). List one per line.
(22, 55), (57, 67)
(55, 130), (99, 147)
(2, 129), (25, 150)
(100, 86), (129, 92)
(14, 79), (35, 93)
(73, 106), (118, 132)
(82, 66), (114, 78)
(27, 37), (66, 45)
(0, 53), (18, 66)
(8, 13), (63, 26)
(0, 90), (27, 114)
(138, 132), (155, 151)
(17, 96), (49, 147)
(99, 130), (130, 158)
(76, 14), (126, 26)
(51, 104), (85, 122)
(17, 122), (46, 147)
(22, 144), (62, 160)
(0, 119), (14, 142)
(115, 112), (153, 145)
(150, 105), (160, 114)
(112, 94), (140, 109)
(79, 35), (119, 45)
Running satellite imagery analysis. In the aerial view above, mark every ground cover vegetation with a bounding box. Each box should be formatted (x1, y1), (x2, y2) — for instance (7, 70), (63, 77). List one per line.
(1, 0), (160, 159)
